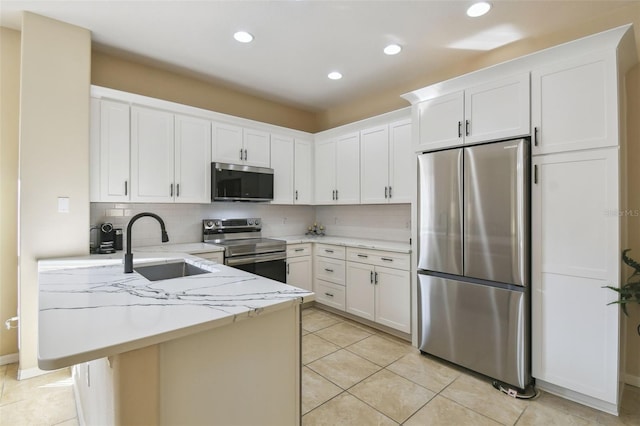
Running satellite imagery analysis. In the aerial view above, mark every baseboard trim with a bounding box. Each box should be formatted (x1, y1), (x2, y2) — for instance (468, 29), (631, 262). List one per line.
(536, 379), (618, 415)
(17, 365), (55, 380)
(625, 373), (640, 388)
(0, 353), (18, 366)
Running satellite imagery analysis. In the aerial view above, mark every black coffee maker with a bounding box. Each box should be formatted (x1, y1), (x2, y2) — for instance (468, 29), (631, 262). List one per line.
(91, 223), (123, 254)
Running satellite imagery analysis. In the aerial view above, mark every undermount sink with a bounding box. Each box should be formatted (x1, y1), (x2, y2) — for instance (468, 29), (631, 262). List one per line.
(134, 261), (209, 282)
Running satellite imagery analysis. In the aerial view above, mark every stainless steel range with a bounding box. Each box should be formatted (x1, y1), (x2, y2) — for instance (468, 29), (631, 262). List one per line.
(203, 218), (286, 283)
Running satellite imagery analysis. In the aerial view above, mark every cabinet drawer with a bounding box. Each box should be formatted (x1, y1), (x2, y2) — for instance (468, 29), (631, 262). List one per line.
(315, 244), (346, 260)
(194, 251), (224, 264)
(315, 257), (346, 285)
(346, 247), (410, 270)
(287, 243), (312, 258)
(315, 280), (345, 311)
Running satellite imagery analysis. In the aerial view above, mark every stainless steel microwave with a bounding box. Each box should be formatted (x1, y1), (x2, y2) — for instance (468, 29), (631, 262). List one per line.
(211, 162), (274, 202)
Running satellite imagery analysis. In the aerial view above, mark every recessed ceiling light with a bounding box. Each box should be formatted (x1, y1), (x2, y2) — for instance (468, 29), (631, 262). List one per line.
(233, 31), (254, 43)
(467, 2), (492, 17)
(384, 44), (402, 55)
(328, 71), (343, 80)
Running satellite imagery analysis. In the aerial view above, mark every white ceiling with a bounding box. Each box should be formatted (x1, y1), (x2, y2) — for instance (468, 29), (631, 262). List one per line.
(0, 1), (635, 111)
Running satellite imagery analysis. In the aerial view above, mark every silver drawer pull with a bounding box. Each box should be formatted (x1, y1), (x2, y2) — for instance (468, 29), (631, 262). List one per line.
(324, 268), (334, 273)
(381, 257), (393, 262)
(324, 292), (334, 297)
(357, 254), (368, 258)
(325, 249), (334, 253)
(295, 248), (304, 252)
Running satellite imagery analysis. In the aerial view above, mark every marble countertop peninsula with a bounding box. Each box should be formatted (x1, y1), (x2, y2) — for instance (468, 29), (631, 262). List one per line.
(38, 253), (312, 370)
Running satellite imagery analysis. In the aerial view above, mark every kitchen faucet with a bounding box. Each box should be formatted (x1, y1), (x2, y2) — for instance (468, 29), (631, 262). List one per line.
(124, 212), (169, 273)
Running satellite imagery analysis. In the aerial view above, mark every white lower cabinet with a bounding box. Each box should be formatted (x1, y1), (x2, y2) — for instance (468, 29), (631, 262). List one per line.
(345, 248), (410, 333)
(532, 147), (621, 410)
(314, 244), (346, 310)
(286, 243), (312, 291)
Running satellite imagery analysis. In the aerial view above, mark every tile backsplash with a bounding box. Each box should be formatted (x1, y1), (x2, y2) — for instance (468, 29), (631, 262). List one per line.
(90, 202), (411, 250)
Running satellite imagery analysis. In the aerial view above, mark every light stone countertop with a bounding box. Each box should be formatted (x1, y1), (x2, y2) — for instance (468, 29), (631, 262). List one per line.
(134, 242), (225, 254)
(38, 252), (312, 370)
(278, 235), (412, 253)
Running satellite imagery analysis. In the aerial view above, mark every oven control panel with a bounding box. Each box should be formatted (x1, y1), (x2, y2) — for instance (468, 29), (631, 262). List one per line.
(203, 218), (262, 235)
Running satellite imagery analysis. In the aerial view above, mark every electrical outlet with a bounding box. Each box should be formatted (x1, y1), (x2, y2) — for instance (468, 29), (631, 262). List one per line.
(57, 197), (70, 213)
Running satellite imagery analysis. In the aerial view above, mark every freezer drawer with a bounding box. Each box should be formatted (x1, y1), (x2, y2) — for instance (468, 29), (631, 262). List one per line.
(418, 273), (530, 389)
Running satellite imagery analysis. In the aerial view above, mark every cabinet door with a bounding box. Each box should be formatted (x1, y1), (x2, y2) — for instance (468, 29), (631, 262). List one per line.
(416, 91), (463, 151)
(98, 99), (131, 202)
(130, 106), (174, 202)
(287, 256), (312, 291)
(294, 138), (313, 204)
(388, 119), (413, 204)
(243, 128), (271, 168)
(375, 266), (410, 333)
(531, 51), (616, 155)
(532, 148), (620, 403)
(270, 134), (294, 204)
(174, 114), (211, 203)
(212, 122), (244, 164)
(335, 132), (360, 204)
(464, 73), (530, 144)
(314, 139), (337, 204)
(346, 262), (375, 321)
(360, 125), (390, 204)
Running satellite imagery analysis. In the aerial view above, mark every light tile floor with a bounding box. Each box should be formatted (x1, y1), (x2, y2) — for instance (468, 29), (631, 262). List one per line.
(301, 307), (640, 426)
(1, 306), (639, 425)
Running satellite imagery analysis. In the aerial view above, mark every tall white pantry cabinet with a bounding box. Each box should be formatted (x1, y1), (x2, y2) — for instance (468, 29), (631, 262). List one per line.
(404, 25), (637, 415)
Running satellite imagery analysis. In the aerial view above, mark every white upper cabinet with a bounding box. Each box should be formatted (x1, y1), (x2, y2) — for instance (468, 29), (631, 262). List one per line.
(360, 119), (412, 204)
(416, 91), (463, 151)
(360, 125), (390, 204)
(211, 122), (243, 164)
(243, 128), (271, 168)
(270, 134), (294, 204)
(294, 138), (313, 204)
(91, 98), (131, 202)
(212, 123), (270, 168)
(315, 133), (360, 205)
(130, 106), (175, 202)
(415, 73), (530, 152)
(174, 114), (211, 203)
(531, 51), (617, 155)
(314, 139), (337, 204)
(335, 132), (360, 204)
(464, 73), (530, 144)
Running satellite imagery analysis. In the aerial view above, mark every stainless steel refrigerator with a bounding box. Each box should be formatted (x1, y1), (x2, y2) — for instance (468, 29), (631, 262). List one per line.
(417, 138), (531, 389)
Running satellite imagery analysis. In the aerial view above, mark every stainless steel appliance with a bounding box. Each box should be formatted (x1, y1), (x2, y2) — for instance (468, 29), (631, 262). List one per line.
(90, 223), (122, 254)
(417, 138), (531, 390)
(211, 163), (274, 202)
(203, 218), (286, 282)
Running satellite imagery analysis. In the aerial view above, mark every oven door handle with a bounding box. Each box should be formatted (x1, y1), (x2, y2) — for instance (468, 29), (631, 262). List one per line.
(226, 252), (286, 266)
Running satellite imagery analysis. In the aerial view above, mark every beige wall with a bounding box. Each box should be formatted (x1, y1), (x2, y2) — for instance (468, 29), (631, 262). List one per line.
(18, 13), (91, 375)
(0, 27), (20, 358)
(91, 51), (318, 133)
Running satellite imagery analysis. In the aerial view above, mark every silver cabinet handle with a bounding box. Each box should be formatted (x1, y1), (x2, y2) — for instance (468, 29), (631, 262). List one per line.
(244, 149), (248, 161)
(335, 189), (338, 201)
(370, 271), (374, 283)
(324, 292), (334, 298)
(287, 264), (290, 275)
(357, 254), (368, 258)
(240, 148), (243, 161)
(295, 190), (298, 201)
(388, 187), (392, 198)
(534, 127), (539, 146)
(295, 248), (304, 252)
(385, 186), (388, 198)
(534, 164), (538, 184)
(325, 249), (334, 253)
(176, 183), (180, 197)
(124, 181), (128, 196)
(324, 268), (334, 273)
(381, 257), (393, 262)
(332, 190), (336, 200)
(458, 121), (462, 138)
(170, 183), (174, 197)
(465, 119), (470, 136)
(374, 271), (378, 284)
